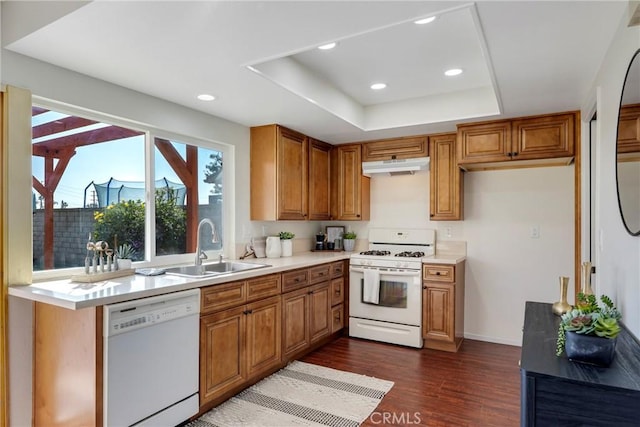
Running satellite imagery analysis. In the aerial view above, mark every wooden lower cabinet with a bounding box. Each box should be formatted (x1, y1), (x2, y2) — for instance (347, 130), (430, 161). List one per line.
(200, 296), (281, 407)
(422, 261), (465, 352)
(282, 282), (331, 360)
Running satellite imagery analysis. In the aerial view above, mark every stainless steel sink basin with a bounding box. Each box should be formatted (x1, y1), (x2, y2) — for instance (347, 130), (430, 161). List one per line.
(164, 261), (271, 278)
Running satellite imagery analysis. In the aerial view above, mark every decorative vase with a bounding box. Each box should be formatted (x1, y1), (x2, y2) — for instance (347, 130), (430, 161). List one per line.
(552, 276), (572, 316)
(343, 239), (356, 252)
(281, 239), (293, 257)
(265, 236), (281, 258)
(565, 331), (617, 367)
(581, 261), (594, 295)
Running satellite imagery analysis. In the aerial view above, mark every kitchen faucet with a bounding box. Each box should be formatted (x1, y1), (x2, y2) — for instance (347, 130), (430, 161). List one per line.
(195, 218), (220, 266)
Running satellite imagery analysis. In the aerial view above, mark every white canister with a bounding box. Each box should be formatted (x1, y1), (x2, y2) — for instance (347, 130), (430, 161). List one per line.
(281, 239), (293, 257)
(265, 236), (282, 258)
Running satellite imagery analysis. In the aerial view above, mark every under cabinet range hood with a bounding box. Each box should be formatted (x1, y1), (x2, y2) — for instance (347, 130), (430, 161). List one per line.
(362, 157), (429, 176)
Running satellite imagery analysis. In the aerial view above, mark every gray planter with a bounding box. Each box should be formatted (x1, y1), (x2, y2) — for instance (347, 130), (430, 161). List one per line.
(343, 239), (355, 252)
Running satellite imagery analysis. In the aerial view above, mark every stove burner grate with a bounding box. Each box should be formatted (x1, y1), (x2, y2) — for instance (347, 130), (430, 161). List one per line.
(394, 251), (426, 258)
(359, 250), (391, 256)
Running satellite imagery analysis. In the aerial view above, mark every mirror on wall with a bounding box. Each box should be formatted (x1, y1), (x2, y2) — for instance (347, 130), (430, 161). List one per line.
(616, 49), (640, 236)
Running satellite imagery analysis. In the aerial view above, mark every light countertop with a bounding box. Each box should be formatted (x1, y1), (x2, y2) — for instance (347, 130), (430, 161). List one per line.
(9, 251), (351, 310)
(9, 250), (467, 310)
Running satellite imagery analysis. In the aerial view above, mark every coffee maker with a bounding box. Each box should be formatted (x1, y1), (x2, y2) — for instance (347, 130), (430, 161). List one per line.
(315, 233), (325, 250)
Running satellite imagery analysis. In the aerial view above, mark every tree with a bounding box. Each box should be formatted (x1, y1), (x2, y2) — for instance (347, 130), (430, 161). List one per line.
(92, 189), (187, 260)
(203, 152), (223, 194)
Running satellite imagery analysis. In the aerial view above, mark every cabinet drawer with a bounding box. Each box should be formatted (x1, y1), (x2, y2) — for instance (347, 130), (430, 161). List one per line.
(362, 136), (428, 162)
(246, 274), (282, 302)
(282, 269), (309, 293)
(201, 281), (246, 314)
(309, 264), (331, 284)
(331, 278), (344, 306)
(330, 261), (345, 278)
(423, 264), (455, 282)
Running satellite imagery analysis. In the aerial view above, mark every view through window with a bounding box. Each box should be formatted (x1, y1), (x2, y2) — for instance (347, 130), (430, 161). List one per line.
(32, 106), (224, 271)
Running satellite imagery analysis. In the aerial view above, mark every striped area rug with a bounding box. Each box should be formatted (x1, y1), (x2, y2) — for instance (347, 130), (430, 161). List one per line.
(188, 361), (394, 427)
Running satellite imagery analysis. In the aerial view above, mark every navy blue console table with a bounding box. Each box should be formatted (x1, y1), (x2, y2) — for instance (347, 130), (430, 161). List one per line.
(520, 301), (640, 426)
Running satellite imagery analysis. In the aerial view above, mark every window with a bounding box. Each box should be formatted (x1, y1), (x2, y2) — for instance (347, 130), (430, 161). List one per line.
(31, 104), (226, 274)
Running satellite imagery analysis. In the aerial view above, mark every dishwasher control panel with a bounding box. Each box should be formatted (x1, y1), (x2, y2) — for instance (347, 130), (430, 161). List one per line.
(104, 288), (200, 337)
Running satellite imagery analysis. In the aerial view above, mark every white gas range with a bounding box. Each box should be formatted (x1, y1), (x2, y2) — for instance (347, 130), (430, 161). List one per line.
(349, 228), (435, 348)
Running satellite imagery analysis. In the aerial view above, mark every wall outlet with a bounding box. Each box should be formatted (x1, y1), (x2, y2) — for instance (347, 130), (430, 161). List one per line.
(530, 225), (540, 239)
(445, 227), (452, 238)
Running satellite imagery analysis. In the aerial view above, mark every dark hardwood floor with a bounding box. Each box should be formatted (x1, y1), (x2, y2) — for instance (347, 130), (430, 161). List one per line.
(302, 337), (521, 427)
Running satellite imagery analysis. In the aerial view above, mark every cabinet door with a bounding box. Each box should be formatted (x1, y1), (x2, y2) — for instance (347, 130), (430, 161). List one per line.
(309, 283), (331, 343)
(429, 133), (463, 221)
(282, 288), (310, 358)
(331, 304), (344, 333)
(457, 121), (512, 164)
(245, 296), (281, 378)
(512, 113), (575, 160)
(423, 283), (454, 342)
(308, 138), (331, 220)
(362, 136), (428, 161)
(332, 144), (370, 220)
(331, 277), (344, 307)
(200, 306), (246, 404)
(277, 127), (308, 220)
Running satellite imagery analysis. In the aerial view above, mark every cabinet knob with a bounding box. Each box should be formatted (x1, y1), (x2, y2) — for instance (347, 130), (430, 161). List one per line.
(356, 214), (361, 218)
(436, 272), (441, 275)
(512, 152), (519, 157)
(422, 286), (427, 289)
(308, 290), (314, 295)
(507, 152), (513, 157)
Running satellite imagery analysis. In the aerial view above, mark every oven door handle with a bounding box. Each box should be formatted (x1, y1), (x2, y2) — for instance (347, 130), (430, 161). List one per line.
(349, 266), (421, 276)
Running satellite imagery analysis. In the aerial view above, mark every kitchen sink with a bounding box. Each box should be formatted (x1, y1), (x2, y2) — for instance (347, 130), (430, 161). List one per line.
(164, 261), (271, 278)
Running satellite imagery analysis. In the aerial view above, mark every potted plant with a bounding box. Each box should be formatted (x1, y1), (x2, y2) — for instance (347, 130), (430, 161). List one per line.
(556, 293), (622, 366)
(279, 231), (295, 257)
(116, 243), (136, 270)
(343, 231), (357, 252)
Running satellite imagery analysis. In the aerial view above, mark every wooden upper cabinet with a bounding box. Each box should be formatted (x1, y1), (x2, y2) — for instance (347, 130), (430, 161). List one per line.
(362, 136), (428, 162)
(457, 121), (512, 164)
(429, 133), (463, 221)
(331, 144), (370, 221)
(617, 104), (640, 154)
(457, 111), (577, 169)
(512, 112), (575, 159)
(308, 138), (332, 220)
(250, 124), (308, 220)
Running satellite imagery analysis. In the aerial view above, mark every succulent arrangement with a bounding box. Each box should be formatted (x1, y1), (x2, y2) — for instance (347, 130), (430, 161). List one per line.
(343, 231), (357, 240)
(116, 243), (137, 260)
(279, 231), (295, 240)
(556, 293), (622, 356)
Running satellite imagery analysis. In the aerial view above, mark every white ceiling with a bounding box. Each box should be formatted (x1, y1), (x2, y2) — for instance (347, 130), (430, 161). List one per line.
(2, 1), (628, 144)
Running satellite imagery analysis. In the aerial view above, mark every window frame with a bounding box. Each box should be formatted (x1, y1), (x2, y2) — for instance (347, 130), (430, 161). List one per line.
(30, 97), (233, 281)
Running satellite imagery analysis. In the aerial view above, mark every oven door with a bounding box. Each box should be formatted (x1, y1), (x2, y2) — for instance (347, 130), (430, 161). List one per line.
(349, 266), (422, 326)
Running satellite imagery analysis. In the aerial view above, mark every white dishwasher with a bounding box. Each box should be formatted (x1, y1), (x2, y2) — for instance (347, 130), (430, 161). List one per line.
(104, 288), (200, 427)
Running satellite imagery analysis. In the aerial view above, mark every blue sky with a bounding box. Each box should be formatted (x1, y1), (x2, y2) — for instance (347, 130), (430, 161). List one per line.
(32, 111), (220, 208)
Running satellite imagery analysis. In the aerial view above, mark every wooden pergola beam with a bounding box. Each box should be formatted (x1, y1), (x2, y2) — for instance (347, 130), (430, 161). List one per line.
(32, 116), (99, 139)
(154, 138), (198, 251)
(32, 126), (143, 157)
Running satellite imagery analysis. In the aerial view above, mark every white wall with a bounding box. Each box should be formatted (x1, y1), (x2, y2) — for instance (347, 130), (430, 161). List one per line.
(585, 18), (640, 338)
(368, 168), (575, 346)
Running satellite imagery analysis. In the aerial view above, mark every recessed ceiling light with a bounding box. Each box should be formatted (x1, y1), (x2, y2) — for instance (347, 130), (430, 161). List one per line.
(444, 68), (463, 77)
(318, 42), (337, 50)
(414, 16), (436, 25)
(370, 83), (387, 90)
(197, 94), (216, 101)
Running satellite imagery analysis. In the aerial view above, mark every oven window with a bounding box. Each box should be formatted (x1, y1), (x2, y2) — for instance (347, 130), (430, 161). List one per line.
(360, 279), (408, 308)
